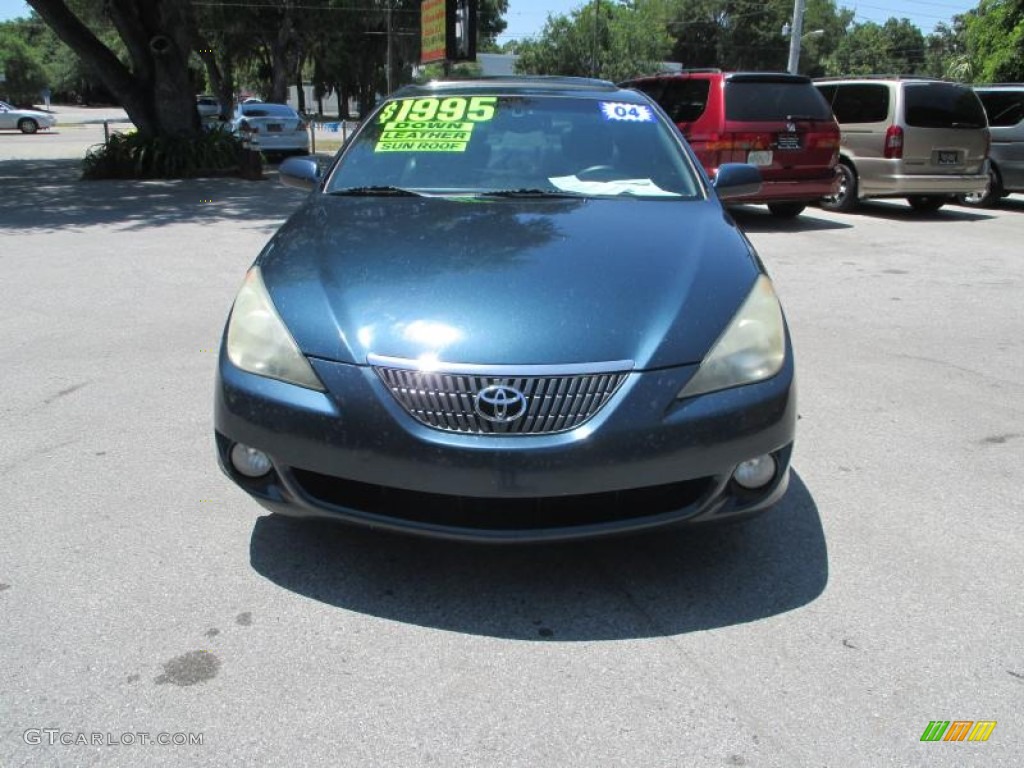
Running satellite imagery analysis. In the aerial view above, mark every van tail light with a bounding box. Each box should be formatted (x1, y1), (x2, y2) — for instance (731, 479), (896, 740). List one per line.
(884, 125), (903, 159)
(705, 132), (771, 151)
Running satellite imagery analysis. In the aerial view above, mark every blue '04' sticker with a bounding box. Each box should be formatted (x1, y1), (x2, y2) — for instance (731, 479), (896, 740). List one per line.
(600, 102), (654, 122)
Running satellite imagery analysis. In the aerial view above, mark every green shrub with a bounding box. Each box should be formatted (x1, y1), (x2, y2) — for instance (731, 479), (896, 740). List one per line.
(82, 129), (244, 180)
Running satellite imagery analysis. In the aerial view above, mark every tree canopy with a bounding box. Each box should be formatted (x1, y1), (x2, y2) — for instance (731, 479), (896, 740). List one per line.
(10, 0), (510, 140)
(6, 0), (1024, 146)
(964, 0), (1024, 82)
(508, 0), (1024, 83)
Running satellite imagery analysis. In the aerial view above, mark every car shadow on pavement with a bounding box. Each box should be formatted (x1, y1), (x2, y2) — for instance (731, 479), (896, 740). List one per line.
(951, 195), (1024, 214)
(841, 199), (995, 222)
(0, 158), (304, 232)
(727, 206), (853, 232)
(248, 470), (827, 641)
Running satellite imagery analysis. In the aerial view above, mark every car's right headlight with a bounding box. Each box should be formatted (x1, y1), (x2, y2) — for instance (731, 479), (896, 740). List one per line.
(677, 274), (786, 399)
(226, 267), (324, 391)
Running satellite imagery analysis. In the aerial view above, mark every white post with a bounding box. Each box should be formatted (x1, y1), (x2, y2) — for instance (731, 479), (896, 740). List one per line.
(787, 0), (806, 75)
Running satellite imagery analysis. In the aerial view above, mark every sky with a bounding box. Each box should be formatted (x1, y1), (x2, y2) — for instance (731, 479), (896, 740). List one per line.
(0, 0), (981, 41)
(495, 0), (981, 43)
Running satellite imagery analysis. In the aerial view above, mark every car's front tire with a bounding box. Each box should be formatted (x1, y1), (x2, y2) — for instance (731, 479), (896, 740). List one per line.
(767, 202), (806, 218)
(820, 162), (858, 212)
(958, 166), (1003, 208)
(17, 118), (39, 134)
(907, 195), (949, 213)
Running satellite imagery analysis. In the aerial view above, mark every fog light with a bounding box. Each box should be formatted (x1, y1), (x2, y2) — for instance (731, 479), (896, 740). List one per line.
(230, 443), (272, 478)
(733, 454), (776, 490)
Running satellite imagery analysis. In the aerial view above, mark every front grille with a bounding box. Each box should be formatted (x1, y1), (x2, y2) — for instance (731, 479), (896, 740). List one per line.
(372, 362), (630, 435)
(291, 469), (713, 531)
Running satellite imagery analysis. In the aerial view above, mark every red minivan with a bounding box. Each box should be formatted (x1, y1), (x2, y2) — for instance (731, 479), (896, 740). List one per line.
(621, 70), (841, 217)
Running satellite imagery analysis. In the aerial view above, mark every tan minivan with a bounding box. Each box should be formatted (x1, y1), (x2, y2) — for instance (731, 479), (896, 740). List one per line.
(813, 77), (990, 212)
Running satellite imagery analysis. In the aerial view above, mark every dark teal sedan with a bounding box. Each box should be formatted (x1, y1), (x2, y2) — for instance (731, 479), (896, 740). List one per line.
(214, 77), (795, 542)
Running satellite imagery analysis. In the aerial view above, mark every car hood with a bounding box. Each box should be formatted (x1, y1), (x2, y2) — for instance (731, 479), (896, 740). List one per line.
(257, 195), (761, 369)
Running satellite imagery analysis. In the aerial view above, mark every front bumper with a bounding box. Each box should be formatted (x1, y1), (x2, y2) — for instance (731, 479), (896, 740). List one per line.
(215, 346), (797, 542)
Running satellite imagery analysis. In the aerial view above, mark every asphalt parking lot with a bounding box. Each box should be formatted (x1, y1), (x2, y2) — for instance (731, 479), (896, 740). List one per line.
(1, 133), (1022, 766)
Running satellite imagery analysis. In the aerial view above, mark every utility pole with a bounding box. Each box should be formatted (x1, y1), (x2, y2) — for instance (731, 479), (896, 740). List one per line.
(786, 0), (806, 75)
(386, 0), (393, 94)
(592, 0), (600, 78)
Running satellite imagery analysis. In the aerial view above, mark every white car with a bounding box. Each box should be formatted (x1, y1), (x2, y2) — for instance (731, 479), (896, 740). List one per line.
(0, 101), (57, 133)
(231, 102), (309, 157)
(196, 96), (221, 120)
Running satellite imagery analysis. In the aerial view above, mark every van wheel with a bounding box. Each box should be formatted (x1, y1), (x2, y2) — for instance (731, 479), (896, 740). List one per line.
(820, 163), (857, 212)
(958, 166), (1003, 208)
(907, 195), (948, 212)
(767, 203), (806, 218)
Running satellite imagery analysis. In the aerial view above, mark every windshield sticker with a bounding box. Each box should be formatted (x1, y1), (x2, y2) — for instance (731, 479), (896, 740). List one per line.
(600, 102), (654, 122)
(376, 96), (497, 152)
(549, 175), (680, 197)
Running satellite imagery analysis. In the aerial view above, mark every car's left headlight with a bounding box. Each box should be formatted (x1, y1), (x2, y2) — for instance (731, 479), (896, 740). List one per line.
(677, 274), (785, 399)
(226, 267), (325, 391)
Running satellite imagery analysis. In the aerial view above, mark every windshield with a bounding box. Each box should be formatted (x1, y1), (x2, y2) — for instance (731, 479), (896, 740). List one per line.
(325, 93), (701, 199)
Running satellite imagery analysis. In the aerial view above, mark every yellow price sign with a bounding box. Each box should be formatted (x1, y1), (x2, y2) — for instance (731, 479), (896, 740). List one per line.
(375, 97), (496, 152)
(378, 97), (497, 125)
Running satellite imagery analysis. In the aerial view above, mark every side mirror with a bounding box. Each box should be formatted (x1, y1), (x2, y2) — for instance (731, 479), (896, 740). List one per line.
(278, 157), (320, 191)
(713, 163), (763, 200)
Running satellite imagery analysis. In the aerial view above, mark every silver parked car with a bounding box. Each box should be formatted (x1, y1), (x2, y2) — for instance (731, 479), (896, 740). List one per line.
(961, 84), (1024, 206)
(0, 100), (57, 133)
(814, 77), (990, 212)
(230, 102), (309, 158)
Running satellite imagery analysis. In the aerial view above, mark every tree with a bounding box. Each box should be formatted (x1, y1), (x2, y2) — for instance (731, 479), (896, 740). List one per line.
(923, 21), (968, 79)
(26, 0), (200, 139)
(515, 0), (672, 82)
(662, 0), (852, 73)
(824, 18), (926, 76)
(479, 0), (509, 50)
(0, 29), (50, 105)
(964, 0), (1024, 82)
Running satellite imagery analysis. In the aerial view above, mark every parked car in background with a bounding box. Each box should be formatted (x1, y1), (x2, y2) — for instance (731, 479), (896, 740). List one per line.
(0, 100), (57, 134)
(620, 70), (840, 218)
(814, 76), (990, 212)
(960, 84), (1024, 206)
(230, 102), (309, 158)
(196, 95), (221, 120)
(215, 77), (796, 542)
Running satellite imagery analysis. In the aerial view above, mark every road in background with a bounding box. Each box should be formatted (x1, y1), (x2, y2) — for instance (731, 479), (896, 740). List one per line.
(0, 106), (129, 161)
(1, 149), (1021, 766)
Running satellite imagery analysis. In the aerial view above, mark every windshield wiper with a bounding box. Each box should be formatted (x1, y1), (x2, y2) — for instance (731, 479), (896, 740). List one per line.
(785, 114), (824, 122)
(327, 186), (420, 196)
(950, 121), (983, 129)
(478, 188), (583, 198)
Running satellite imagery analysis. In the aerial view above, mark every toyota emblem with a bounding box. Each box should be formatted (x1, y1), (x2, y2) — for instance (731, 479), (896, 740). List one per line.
(474, 384), (527, 423)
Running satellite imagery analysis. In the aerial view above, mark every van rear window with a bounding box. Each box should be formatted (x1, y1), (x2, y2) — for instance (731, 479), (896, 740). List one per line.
(904, 84), (986, 129)
(725, 82), (832, 121)
(976, 90), (1024, 127)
